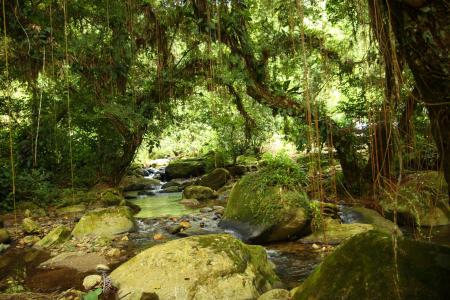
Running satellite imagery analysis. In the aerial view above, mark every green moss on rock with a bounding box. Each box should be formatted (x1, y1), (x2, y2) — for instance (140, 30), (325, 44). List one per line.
(110, 234), (280, 300)
(165, 158), (207, 179)
(22, 218), (40, 234)
(196, 168), (231, 190)
(34, 225), (71, 248)
(72, 206), (135, 238)
(0, 228), (11, 244)
(380, 171), (450, 226)
(182, 185), (218, 201)
(293, 231), (450, 300)
(221, 170), (311, 243)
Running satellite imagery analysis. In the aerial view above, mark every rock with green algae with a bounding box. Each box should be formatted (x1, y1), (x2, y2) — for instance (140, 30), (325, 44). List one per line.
(344, 206), (402, 235)
(110, 234), (280, 300)
(380, 171), (450, 226)
(56, 203), (87, 216)
(0, 228), (11, 244)
(299, 218), (373, 244)
(165, 158), (207, 179)
(258, 289), (290, 300)
(72, 206), (135, 238)
(196, 168), (231, 190)
(34, 225), (71, 248)
(220, 172), (311, 243)
(22, 218), (41, 234)
(119, 176), (160, 192)
(292, 231), (450, 300)
(182, 185), (218, 201)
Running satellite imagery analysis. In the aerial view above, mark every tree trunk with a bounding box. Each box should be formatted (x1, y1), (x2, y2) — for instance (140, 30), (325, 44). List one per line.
(388, 0), (450, 198)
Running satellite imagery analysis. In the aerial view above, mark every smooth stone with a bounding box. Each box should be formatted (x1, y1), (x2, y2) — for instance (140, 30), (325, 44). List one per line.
(180, 198), (200, 207)
(83, 274), (102, 291)
(258, 289), (290, 300)
(39, 252), (109, 273)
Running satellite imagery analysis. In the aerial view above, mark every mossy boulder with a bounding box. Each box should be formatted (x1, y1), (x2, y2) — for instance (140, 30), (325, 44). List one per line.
(293, 231), (450, 300)
(182, 185), (218, 201)
(0, 228), (11, 244)
(196, 168), (231, 190)
(120, 176), (160, 192)
(380, 171), (450, 226)
(34, 225), (71, 248)
(56, 204), (87, 216)
(165, 158), (207, 179)
(344, 207), (402, 235)
(220, 172), (311, 243)
(72, 206), (135, 238)
(110, 234), (280, 300)
(22, 218), (41, 234)
(300, 218), (373, 244)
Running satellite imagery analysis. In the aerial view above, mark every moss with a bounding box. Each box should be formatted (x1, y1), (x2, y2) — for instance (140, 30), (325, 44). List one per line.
(380, 171), (450, 226)
(293, 231), (450, 300)
(224, 172), (310, 226)
(72, 206), (135, 238)
(34, 225), (71, 248)
(195, 234), (280, 288)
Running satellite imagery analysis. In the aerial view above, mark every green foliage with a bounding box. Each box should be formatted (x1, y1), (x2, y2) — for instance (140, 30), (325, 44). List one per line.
(83, 288), (102, 300)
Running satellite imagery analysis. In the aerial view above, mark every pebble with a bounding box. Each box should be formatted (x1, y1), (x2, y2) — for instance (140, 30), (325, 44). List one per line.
(153, 233), (165, 240)
(82, 274), (102, 290)
(200, 207), (213, 213)
(312, 243), (320, 249)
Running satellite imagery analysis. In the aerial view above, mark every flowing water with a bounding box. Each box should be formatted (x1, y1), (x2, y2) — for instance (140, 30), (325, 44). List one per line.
(129, 192), (198, 218)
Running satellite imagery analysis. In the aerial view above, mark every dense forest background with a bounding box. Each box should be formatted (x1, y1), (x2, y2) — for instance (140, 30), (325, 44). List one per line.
(1, 0), (449, 209)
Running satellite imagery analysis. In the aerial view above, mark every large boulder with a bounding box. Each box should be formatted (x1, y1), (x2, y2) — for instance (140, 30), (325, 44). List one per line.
(165, 158), (207, 179)
(293, 231), (450, 299)
(196, 168), (231, 190)
(72, 206), (135, 238)
(110, 234), (280, 300)
(120, 176), (160, 192)
(220, 172), (311, 243)
(183, 185), (218, 201)
(0, 228), (11, 244)
(380, 171), (450, 226)
(34, 225), (71, 248)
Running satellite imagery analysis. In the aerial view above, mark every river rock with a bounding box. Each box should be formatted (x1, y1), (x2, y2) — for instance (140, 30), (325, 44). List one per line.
(0, 228), (11, 244)
(22, 218), (41, 234)
(196, 168), (231, 190)
(83, 274), (102, 291)
(380, 171), (450, 226)
(258, 289), (290, 300)
(183, 185), (217, 201)
(180, 198), (200, 207)
(34, 225), (71, 248)
(120, 176), (160, 192)
(72, 206), (135, 238)
(299, 218), (373, 244)
(39, 252), (109, 273)
(165, 158), (207, 179)
(21, 235), (41, 246)
(344, 207), (402, 235)
(161, 186), (181, 193)
(292, 231), (450, 299)
(161, 181), (181, 189)
(110, 234), (280, 299)
(220, 172), (311, 243)
(226, 165), (247, 176)
(56, 204), (87, 216)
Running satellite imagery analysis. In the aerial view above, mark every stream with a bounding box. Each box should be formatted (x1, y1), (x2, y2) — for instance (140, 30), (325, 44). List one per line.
(1, 178), (449, 294)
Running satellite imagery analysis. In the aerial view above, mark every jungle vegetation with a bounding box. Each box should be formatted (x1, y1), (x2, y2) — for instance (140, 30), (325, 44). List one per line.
(0, 0), (449, 209)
